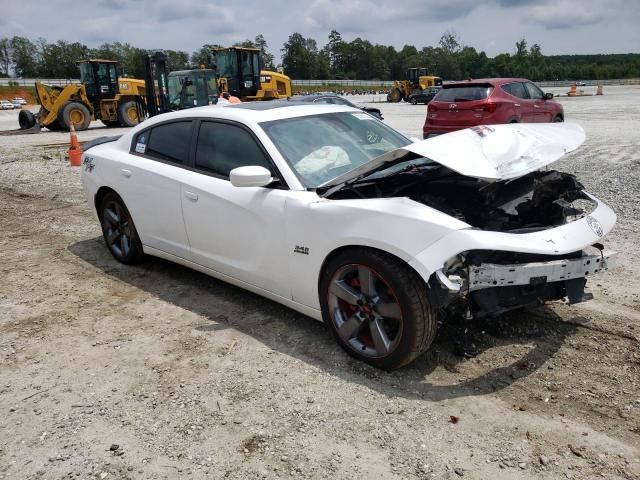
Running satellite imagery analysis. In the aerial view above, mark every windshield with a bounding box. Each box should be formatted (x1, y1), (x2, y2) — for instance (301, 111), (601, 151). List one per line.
(215, 50), (237, 77)
(435, 86), (493, 102)
(261, 112), (411, 188)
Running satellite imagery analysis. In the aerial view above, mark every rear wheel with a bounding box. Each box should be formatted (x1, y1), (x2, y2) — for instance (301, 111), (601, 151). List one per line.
(57, 101), (91, 131)
(553, 115), (564, 122)
(410, 97), (418, 105)
(117, 100), (139, 127)
(320, 248), (437, 370)
(99, 192), (144, 264)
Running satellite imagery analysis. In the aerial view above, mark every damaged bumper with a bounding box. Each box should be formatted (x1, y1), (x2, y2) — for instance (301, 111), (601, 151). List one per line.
(434, 249), (616, 317)
(466, 250), (616, 292)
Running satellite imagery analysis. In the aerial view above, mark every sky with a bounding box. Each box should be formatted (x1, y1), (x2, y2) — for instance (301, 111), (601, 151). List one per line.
(2, 0), (639, 62)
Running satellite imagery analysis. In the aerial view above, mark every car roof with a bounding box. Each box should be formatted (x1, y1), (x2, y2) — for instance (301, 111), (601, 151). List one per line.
(131, 102), (360, 130)
(445, 78), (531, 87)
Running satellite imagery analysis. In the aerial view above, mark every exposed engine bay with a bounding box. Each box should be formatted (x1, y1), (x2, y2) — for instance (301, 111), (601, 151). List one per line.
(326, 162), (595, 233)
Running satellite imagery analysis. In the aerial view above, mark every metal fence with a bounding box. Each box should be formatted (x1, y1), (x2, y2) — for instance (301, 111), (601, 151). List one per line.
(0, 78), (79, 86)
(2, 77), (639, 88)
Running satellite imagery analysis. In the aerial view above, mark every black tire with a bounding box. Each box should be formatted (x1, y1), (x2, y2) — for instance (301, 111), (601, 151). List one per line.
(410, 97), (418, 105)
(553, 115), (564, 123)
(117, 100), (139, 127)
(99, 192), (144, 264)
(18, 109), (36, 129)
(388, 89), (403, 103)
(101, 119), (121, 128)
(57, 101), (91, 131)
(320, 248), (437, 370)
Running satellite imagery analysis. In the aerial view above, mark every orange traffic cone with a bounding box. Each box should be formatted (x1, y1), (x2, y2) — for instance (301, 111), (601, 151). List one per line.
(68, 123), (82, 167)
(567, 85), (577, 97)
(596, 84), (603, 95)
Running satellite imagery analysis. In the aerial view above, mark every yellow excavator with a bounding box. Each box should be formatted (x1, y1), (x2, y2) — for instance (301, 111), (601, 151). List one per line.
(387, 68), (442, 102)
(18, 59), (145, 132)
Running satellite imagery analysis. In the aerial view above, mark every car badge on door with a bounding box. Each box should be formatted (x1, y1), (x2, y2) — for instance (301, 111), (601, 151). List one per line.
(449, 103), (457, 110)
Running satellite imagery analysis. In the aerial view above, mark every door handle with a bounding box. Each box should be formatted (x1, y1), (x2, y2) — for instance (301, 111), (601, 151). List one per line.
(121, 169), (132, 178)
(184, 191), (199, 201)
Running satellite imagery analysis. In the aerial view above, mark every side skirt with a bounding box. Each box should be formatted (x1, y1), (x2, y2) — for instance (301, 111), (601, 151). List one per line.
(143, 245), (324, 322)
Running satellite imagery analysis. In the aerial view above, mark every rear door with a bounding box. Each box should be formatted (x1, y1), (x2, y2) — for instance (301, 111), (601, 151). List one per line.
(119, 120), (193, 260)
(180, 120), (290, 296)
(427, 84), (493, 127)
(501, 82), (533, 121)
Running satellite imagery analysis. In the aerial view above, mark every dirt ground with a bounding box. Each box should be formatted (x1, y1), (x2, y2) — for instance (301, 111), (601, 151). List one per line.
(1, 86), (639, 480)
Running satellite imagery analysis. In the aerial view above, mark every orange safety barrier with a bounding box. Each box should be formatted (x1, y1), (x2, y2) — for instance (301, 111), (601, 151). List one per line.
(67, 123), (82, 167)
(567, 85), (577, 97)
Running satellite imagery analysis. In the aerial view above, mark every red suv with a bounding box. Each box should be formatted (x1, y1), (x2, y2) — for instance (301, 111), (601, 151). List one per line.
(423, 78), (563, 138)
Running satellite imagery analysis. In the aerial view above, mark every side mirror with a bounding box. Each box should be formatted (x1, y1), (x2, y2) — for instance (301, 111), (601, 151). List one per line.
(544, 92), (554, 100)
(229, 166), (273, 188)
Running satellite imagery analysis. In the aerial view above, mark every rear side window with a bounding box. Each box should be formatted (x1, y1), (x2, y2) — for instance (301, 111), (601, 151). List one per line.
(135, 121), (192, 163)
(195, 121), (271, 178)
(435, 86), (493, 102)
(502, 82), (528, 99)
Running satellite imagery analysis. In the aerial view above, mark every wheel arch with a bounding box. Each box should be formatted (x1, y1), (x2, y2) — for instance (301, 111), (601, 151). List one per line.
(317, 244), (431, 296)
(94, 186), (119, 218)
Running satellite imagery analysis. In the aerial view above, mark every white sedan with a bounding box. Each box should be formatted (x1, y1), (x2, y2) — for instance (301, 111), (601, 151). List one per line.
(80, 103), (616, 370)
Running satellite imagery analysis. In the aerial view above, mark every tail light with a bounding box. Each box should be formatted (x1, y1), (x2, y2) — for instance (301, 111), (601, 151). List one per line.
(474, 102), (498, 114)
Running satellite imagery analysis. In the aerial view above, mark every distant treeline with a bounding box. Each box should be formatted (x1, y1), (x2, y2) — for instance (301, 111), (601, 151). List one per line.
(1, 32), (639, 82)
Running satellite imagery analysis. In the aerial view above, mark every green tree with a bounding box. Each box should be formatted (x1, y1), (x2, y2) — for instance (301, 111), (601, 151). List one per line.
(0, 38), (11, 76)
(10, 36), (38, 77)
(281, 33), (316, 79)
(254, 34), (274, 70)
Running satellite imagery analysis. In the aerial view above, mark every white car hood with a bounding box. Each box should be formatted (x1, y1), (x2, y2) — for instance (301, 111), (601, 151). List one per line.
(322, 123), (585, 190)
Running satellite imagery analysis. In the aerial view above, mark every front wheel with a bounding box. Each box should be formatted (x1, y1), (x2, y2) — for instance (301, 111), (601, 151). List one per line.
(553, 115), (564, 122)
(118, 100), (139, 127)
(410, 97), (418, 105)
(99, 192), (144, 264)
(320, 249), (437, 370)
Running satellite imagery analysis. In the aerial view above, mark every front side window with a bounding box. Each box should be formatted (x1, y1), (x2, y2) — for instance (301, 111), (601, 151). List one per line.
(261, 112), (411, 188)
(524, 82), (544, 100)
(195, 122), (271, 178)
(135, 121), (192, 164)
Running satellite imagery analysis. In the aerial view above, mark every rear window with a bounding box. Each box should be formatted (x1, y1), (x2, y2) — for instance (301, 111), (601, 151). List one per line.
(435, 86), (493, 102)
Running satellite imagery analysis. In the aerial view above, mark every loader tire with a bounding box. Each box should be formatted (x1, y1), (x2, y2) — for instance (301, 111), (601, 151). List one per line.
(18, 110), (36, 130)
(58, 101), (91, 131)
(118, 100), (139, 128)
(389, 88), (403, 103)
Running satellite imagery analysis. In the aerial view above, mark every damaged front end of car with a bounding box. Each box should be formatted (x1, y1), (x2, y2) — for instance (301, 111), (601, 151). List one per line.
(321, 122), (618, 319)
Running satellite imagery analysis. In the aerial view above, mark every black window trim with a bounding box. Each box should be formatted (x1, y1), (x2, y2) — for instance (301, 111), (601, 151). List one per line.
(129, 116), (289, 190)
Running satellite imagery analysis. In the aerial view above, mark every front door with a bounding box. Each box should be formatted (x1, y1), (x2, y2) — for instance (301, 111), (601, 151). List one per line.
(180, 120), (290, 297)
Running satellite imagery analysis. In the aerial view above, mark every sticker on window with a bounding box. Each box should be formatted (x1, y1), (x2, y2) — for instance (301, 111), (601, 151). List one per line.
(135, 135), (147, 153)
(351, 112), (375, 120)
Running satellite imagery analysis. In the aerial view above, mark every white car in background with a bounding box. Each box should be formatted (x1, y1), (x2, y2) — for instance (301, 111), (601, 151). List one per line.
(11, 97), (27, 107)
(0, 99), (16, 110)
(80, 103), (617, 370)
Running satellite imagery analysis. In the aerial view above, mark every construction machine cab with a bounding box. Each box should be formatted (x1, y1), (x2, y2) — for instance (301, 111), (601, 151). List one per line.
(167, 69), (218, 109)
(212, 47), (261, 99)
(79, 60), (119, 101)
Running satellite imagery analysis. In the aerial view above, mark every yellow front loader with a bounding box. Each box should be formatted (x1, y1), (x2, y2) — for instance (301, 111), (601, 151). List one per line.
(387, 68), (442, 102)
(18, 59), (146, 132)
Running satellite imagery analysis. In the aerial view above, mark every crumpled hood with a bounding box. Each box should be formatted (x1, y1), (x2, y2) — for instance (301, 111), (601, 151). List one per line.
(322, 123), (586, 189)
